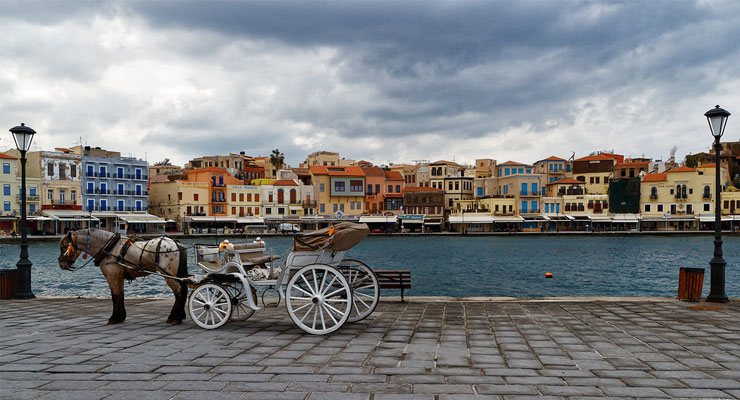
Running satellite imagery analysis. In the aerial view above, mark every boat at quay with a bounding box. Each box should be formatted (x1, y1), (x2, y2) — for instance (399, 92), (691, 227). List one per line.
(2, 235), (739, 299)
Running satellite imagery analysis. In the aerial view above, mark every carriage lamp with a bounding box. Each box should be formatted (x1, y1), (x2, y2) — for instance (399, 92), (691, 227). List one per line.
(10, 123), (36, 299)
(704, 105), (730, 303)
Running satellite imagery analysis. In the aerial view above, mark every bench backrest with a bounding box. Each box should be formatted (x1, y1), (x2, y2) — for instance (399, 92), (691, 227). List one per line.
(375, 270), (412, 289)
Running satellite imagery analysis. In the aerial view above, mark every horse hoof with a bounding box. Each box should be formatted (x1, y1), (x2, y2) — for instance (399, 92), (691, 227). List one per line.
(107, 319), (124, 325)
(166, 319), (183, 325)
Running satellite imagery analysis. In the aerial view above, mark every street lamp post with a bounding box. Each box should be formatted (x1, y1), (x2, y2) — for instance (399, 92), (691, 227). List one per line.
(10, 123), (37, 299)
(704, 105), (730, 303)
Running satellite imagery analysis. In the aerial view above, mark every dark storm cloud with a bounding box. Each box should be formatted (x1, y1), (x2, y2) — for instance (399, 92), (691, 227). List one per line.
(2, 0), (740, 166)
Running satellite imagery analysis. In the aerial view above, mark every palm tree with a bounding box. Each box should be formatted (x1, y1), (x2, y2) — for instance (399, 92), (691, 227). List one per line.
(270, 149), (285, 178)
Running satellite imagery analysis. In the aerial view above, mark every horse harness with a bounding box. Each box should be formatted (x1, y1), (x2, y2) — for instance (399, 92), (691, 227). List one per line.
(67, 231), (188, 282)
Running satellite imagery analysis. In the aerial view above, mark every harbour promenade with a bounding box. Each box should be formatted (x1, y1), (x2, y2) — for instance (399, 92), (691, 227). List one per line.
(2, 297), (740, 399)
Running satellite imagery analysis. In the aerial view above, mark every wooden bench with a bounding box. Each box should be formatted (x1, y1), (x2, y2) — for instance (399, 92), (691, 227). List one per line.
(374, 270), (411, 302)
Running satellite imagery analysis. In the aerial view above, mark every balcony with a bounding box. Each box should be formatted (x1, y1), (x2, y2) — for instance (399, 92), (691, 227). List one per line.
(650, 194), (658, 200)
(211, 198), (227, 203)
(16, 195), (40, 202)
(703, 192), (711, 199)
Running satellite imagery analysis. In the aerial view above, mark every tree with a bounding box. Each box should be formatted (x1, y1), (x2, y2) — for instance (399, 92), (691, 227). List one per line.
(270, 149), (285, 176)
(684, 153), (702, 168)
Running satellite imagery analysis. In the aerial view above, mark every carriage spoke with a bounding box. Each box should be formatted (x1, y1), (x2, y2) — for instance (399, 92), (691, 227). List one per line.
(320, 275), (338, 296)
(318, 303), (326, 330)
(324, 287), (345, 298)
(312, 269), (320, 294)
(292, 302), (313, 313)
(355, 296), (370, 309)
(300, 275), (316, 296)
(356, 292), (375, 299)
(292, 285), (313, 298)
(312, 304), (319, 329)
(322, 301), (344, 317)
(321, 304), (339, 325)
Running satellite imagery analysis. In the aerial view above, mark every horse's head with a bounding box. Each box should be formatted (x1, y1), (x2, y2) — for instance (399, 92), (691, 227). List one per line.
(58, 231), (81, 270)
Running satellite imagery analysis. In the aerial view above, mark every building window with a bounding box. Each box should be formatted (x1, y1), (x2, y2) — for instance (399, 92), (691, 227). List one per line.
(3, 201), (10, 212)
(88, 199), (94, 211)
(333, 203), (338, 212)
(335, 181), (345, 192)
(645, 204), (650, 212)
(388, 185), (393, 193)
(2, 163), (9, 174)
(320, 204), (325, 213)
(350, 180), (363, 192)
(48, 189), (53, 200)
(231, 193), (236, 202)
(247, 193), (252, 202)
(320, 183), (325, 192)
(29, 204), (35, 212)
(255, 194), (259, 202)
(232, 207), (236, 214)
(657, 204), (664, 212)
(240, 193), (244, 202)
(367, 184), (372, 194)
(29, 187), (36, 196)
(119, 200), (125, 211)
(356, 201), (361, 210)
(3, 184), (10, 196)
(71, 190), (76, 202)
(194, 193), (199, 201)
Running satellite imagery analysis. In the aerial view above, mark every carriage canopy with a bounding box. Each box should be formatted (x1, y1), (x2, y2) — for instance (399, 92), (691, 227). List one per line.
(291, 222), (369, 252)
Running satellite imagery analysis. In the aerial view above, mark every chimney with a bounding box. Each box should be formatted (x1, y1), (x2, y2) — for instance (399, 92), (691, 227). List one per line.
(240, 151), (245, 155)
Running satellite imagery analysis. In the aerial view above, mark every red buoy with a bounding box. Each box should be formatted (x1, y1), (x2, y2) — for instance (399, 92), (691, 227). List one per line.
(545, 272), (553, 278)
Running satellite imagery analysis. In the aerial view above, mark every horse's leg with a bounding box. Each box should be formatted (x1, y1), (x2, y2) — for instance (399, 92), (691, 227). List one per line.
(101, 264), (126, 324)
(164, 244), (190, 325)
(165, 277), (187, 325)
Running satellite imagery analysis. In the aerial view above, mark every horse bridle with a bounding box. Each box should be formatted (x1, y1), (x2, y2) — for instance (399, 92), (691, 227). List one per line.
(61, 230), (120, 270)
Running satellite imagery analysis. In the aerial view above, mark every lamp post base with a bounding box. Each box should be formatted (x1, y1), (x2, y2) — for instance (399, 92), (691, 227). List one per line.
(706, 257), (728, 303)
(14, 258), (35, 299)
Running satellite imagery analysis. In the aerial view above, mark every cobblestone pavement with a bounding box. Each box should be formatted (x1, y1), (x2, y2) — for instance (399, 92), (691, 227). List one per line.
(2, 297), (740, 399)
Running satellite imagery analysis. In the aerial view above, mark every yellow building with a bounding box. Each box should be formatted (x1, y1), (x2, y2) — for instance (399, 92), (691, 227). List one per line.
(149, 181), (209, 231)
(640, 165), (722, 231)
(304, 151), (356, 167)
(309, 165), (365, 219)
(226, 184), (262, 217)
(0, 154), (40, 234)
(572, 154), (619, 194)
(534, 156), (567, 184)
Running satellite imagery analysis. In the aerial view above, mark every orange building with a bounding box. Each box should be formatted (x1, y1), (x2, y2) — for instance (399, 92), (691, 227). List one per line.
(184, 167), (242, 216)
(362, 167), (387, 213)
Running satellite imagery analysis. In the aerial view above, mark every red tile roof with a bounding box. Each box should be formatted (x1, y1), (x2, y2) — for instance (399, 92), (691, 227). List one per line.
(643, 173), (667, 182)
(360, 166), (386, 176)
(272, 179), (298, 186)
(697, 163), (716, 169)
(574, 154), (618, 162)
(599, 152), (624, 163)
(0, 153), (17, 160)
(667, 166), (696, 173)
(537, 156), (566, 163)
(430, 160), (461, 166)
(403, 186), (444, 192)
(384, 171), (404, 180)
(186, 167), (229, 174)
(546, 178), (584, 186)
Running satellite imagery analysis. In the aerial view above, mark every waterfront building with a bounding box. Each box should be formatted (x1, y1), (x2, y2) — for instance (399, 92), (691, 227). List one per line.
(721, 190), (740, 231)
(429, 160), (463, 190)
(185, 153), (251, 179)
(252, 157), (280, 179)
(448, 196), (520, 232)
(384, 170), (405, 214)
(361, 166), (387, 214)
(640, 164), (724, 231)
(614, 160), (650, 179)
(0, 153), (41, 234)
(262, 179), (305, 220)
(562, 193), (610, 231)
(534, 156), (567, 184)
(71, 146), (149, 214)
(475, 158), (496, 179)
(494, 161), (544, 216)
(149, 180), (209, 232)
(226, 184), (262, 219)
(309, 165), (365, 220)
(442, 175), (474, 213)
(149, 163), (182, 180)
(572, 153), (621, 194)
(6, 149), (88, 234)
(401, 186), (444, 232)
(390, 164), (420, 188)
(304, 151), (356, 168)
(416, 164), (431, 187)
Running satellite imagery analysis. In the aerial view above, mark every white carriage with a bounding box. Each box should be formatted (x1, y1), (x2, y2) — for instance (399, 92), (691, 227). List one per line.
(187, 222), (380, 335)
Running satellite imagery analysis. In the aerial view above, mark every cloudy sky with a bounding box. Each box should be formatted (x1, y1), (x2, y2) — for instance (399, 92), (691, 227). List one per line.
(2, 0), (739, 167)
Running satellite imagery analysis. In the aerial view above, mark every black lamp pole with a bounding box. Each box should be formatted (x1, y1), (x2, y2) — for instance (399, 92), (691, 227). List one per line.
(10, 123), (36, 299)
(704, 105), (730, 303)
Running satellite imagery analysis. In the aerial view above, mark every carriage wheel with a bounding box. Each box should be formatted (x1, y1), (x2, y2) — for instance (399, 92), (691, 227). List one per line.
(225, 282), (257, 322)
(188, 283), (232, 329)
(339, 259), (380, 323)
(286, 264), (352, 335)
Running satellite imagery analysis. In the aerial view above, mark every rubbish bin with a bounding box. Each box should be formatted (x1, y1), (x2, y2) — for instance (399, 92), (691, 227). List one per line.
(678, 267), (705, 301)
(0, 268), (18, 299)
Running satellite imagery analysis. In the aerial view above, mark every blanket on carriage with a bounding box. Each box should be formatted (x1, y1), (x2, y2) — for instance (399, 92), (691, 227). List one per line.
(291, 222), (369, 252)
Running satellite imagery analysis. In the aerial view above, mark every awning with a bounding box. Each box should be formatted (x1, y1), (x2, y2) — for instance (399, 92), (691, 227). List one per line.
(612, 214), (641, 223)
(359, 216), (398, 224)
(235, 216), (265, 224)
(493, 215), (524, 223)
(92, 212), (117, 218)
(0, 216), (15, 220)
(42, 210), (99, 222)
(28, 216), (54, 221)
(449, 214), (494, 224)
(116, 213), (166, 224)
(289, 206), (303, 211)
(523, 216), (549, 221)
(698, 215), (733, 223)
(570, 215), (590, 221)
(643, 217), (696, 222)
(588, 215), (612, 222)
(547, 215), (570, 221)
(187, 216), (237, 223)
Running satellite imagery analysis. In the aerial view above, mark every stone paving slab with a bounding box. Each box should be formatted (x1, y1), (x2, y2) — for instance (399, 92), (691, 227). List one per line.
(2, 297), (740, 399)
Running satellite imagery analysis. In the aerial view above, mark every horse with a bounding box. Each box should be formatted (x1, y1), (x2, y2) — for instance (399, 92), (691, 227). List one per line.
(58, 229), (189, 325)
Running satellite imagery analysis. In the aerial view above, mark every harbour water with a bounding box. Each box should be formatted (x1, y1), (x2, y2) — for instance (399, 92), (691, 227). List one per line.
(2, 235), (739, 299)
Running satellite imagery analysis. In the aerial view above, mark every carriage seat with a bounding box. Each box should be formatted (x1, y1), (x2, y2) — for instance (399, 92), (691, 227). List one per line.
(230, 242), (280, 265)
